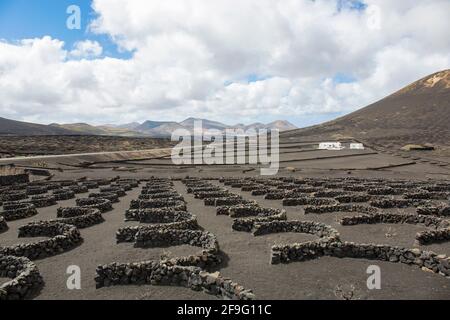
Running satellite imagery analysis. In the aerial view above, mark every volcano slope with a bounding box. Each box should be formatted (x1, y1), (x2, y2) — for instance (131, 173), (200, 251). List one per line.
(282, 70), (450, 161)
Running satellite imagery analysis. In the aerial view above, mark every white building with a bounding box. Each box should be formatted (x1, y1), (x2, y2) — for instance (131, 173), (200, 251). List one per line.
(318, 142), (343, 150)
(350, 143), (365, 150)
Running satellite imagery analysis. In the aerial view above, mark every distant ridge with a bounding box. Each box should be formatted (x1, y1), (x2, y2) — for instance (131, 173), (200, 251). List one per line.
(0, 117), (80, 136)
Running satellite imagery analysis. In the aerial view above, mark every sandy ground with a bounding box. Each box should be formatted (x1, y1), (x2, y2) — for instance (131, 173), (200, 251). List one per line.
(1, 180), (448, 300)
(0, 186), (215, 300)
(176, 181), (449, 300)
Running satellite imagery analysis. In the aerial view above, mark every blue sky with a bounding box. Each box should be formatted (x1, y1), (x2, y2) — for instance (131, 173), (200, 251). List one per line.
(0, 0), (357, 127)
(0, 0), (363, 81)
(0, 0), (447, 128)
(0, 0), (131, 58)
(337, 0), (367, 12)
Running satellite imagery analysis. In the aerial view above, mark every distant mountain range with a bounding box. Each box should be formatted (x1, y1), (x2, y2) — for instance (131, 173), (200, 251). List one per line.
(0, 117), (297, 137)
(135, 118), (297, 137)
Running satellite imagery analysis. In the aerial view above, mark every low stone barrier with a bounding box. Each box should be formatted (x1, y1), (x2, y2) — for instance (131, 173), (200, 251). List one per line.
(0, 171), (29, 186)
(308, 180), (327, 188)
(26, 186), (48, 196)
(343, 185), (368, 192)
(214, 198), (256, 207)
(283, 197), (338, 207)
(340, 212), (448, 229)
(116, 209), (198, 243)
(89, 192), (119, 203)
(57, 206), (98, 218)
(117, 179), (139, 188)
(187, 186), (223, 194)
(304, 204), (378, 215)
(370, 198), (426, 209)
(112, 183), (132, 191)
(68, 185), (89, 194)
(29, 195), (57, 208)
(194, 191), (230, 199)
(76, 198), (113, 213)
(141, 188), (174, 195)
(271, 241), (450, 277)
(229, 183), (245, 188)
(314, 190), (349, 198)
(388, 183), (422, 189)
(0, 203), (38, 221)
(138, 194), (184, 201)
(143, 183), (173, 189)
(0, 221), (82, 260)
(251, 188), (270, 196)
(52, 189), (75, 201)
(130, 199), (186, 210)
(81, 181), (99, 189)
(223, 179), (244, 186)
(42, 182), (63, 191)
(265, 191), (291, 200)
(125, 208), (196, 224)
(404, 192), (449, 200)
(232, 212), (287, 232)
(100, 186), (126, 197)
(204, 195), (242, 206)
(91, 179), (112, 186)
(54, 209), (104, 229)
(117, 219), (199, 243)
(4, 184), (27, 191)
(95, 262), (254, 300)
(322, 182), (346, 189)
(241, 185), (262, 192)
(56, 207), (104, 228)
(1, 191), (27, 202)
(421, 185), (450, 192)
(367, 187), (404, 195)
(216, 204), (260, 216)
(0, 255), (43, 300)
(252, 220), (340, 240)
(417, 204), (450, 217)
(134, 229), (221, 268)
(220, 205), (284, 219)
(54, 180), (78, 187)
(416, 228), (450, 245)
(0, 216), (7, 233)
(289, 187), (323, 193)
(335, 194), (373, 203)
(340, 211), (450, 246)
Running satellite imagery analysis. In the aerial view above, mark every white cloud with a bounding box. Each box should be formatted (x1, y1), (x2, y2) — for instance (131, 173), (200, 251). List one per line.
(0, 0), (449, 126)
(69, 40), (103, 58)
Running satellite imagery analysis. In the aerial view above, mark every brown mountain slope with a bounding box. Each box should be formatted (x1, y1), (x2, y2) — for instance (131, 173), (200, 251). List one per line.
(282, 70), (450, 149)
(0, 117), (80, 136)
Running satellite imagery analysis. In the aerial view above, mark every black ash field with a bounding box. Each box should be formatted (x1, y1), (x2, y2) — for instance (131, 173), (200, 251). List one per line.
(1, 132), (449, 300)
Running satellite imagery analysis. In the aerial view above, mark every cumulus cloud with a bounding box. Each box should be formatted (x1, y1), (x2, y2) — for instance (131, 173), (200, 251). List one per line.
(70, 40), (103, 58)
(0, 0), (449, 125)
